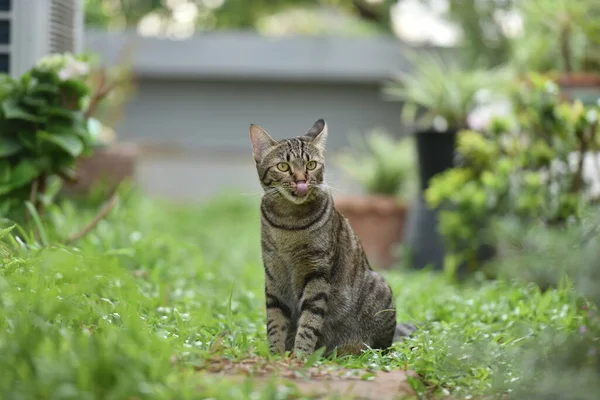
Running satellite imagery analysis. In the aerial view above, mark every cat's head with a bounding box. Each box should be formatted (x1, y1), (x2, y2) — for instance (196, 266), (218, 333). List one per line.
(249, 119), (328, 204)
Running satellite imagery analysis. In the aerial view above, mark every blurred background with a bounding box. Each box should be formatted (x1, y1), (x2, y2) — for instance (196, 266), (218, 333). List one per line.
(0, 0), (521, 201)
(5, 0), (599, 270)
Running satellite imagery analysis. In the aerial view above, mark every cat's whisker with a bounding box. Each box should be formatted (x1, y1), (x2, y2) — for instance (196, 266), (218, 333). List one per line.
(261, 187), (285, 200)
(241, 186), (286, 199)
(240, 189), (267, 197)
(314, 183), (342, 194)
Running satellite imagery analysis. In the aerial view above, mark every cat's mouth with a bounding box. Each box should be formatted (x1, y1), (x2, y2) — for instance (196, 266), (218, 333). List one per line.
(292, 181), (309, 197)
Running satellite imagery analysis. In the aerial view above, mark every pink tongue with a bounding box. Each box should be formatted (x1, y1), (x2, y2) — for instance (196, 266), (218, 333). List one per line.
(295, 181), (308, 197)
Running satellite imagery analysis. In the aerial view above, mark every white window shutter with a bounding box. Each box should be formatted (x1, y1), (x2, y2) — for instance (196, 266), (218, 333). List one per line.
(2, 0), (84, 78)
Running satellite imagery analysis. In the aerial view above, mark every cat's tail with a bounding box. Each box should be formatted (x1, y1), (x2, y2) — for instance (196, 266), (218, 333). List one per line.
(393, 322), (418, 343)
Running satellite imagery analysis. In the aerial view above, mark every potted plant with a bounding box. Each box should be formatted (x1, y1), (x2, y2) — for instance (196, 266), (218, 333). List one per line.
(0, 53), (97, 220)
(425, 74), (600, 279)
(513, 0), (600, 104)
(334, 130), (416, 269)
(0, 53), (131, 243)
(382, 49), (511, 270)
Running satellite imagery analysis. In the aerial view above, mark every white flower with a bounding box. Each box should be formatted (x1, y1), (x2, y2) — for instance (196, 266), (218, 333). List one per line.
(467, 99), (512, 131)
(587, 108), (598, 124)
(544, 81), (559, 94)
(58, 68), (71, 81)
(56, 55), (89, 81)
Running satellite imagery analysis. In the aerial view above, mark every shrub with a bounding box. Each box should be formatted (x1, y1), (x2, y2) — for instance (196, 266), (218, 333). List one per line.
(0, 54), (97, 218)
(425, 74), (600, 274)
(0, 53), (130, 222)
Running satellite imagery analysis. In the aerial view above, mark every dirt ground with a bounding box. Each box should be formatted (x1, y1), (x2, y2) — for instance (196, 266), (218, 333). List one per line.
(196, 357), (417, 399)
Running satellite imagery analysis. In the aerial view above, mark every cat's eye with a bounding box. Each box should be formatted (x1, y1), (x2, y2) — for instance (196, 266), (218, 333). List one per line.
(276, 162), (290, 172)
(306, 160), (317, 170)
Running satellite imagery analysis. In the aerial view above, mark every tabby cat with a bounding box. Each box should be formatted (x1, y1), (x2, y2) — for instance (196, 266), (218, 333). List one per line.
(250, 119), (416, 356)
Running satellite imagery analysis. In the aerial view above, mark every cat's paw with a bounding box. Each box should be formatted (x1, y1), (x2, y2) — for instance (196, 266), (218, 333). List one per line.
(268, 343), (287, 356)
(290, 349), (309, 360)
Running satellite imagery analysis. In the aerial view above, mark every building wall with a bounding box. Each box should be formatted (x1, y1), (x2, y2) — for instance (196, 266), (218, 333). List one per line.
(117, 78), (403, 152)
(84, 30), (412, 200)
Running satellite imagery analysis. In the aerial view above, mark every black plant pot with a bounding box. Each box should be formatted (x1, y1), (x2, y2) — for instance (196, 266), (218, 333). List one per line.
(403, 129), (496, 274)
(403, 129), (457, 271)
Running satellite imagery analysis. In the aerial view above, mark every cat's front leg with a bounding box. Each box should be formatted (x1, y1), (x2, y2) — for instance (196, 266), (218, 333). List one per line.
(265, 286), (291, 355)
(293, 270), (331, 355)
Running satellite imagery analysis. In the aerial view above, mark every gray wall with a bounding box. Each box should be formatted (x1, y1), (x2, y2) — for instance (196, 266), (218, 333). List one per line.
(117, 79), (403, 152)
(84, 30), (411, 200)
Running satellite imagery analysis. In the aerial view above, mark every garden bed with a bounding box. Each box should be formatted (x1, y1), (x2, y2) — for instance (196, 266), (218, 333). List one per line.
(0, 192), (591, 399)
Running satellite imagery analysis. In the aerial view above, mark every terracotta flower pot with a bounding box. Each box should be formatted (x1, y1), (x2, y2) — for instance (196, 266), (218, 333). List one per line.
(556, 73), (600, 88)
(556, 73), (600, 105)
(62, 143), (138, 195)
(334, 195), (408, 269)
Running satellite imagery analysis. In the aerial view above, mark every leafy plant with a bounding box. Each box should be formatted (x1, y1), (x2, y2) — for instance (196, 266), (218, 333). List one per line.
(0, 53), (127, 221)
(334, 130), (416, 197)
(383, 50), (512, 131)
(425, 74), (600, 274)
(0, 54), (93, 217)
(512, 0), (600, 74)
(488, 209), (600, 399)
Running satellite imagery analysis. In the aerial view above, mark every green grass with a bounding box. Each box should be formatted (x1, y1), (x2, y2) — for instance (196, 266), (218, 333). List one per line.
(0, 189), (589, 399)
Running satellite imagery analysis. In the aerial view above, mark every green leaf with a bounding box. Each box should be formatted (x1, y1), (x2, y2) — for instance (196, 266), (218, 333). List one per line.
(30, 68), (60, 85)
(0, 160), (9, 182)
(59, 79), (90, 99)
(0, 224), (15, 240)
(0, 74), (16, 101)
(2, 97), (45, 123)
(21, 95), (48, 110)
(10, 161), (40, 189)
(38, 131), (84, 157)
(0, 136), (24, 157)
(0, 160), (38, 195)
(25, 201), (49, 246)
(29, 82), (59, 96)
(45, 107), (82, 121)
(303, 346), (326, 367)
(17, 132), (37, 151)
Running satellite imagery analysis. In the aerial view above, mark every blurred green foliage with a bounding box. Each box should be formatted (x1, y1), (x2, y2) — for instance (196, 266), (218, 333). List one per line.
(489, 209), (600, 399)
(84, 0), (395, 33)
(409, 0), (600, 73)
(425, 74), (600, 275)
(384, 50), (512, 131)
(444, 0), (515, 68)
(334, 130), (417, 198)
(513, 0), (600, 74)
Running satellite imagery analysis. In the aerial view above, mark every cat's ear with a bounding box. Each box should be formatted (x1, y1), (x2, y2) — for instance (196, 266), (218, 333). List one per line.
(306, 119), (328, 152)
(249, 124), (277, 162)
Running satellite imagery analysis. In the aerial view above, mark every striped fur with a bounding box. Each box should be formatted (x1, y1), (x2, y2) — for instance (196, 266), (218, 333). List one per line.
(249, 119), (416, 356)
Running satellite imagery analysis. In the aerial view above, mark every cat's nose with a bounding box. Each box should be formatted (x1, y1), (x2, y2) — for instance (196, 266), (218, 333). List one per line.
(293, 171), (306, 182)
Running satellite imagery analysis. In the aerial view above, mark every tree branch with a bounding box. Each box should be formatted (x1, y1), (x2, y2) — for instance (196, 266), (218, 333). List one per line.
(64, 187), (119, 245)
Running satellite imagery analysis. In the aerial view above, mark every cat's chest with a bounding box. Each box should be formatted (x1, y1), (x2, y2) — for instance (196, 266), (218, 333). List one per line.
(270, 230), (311, 254)
(263, 230), (319, 301)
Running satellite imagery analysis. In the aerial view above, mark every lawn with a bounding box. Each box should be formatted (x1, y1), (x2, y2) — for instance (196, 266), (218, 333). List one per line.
(0, 188), (588, 399)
